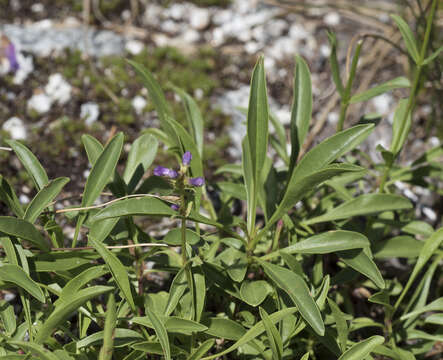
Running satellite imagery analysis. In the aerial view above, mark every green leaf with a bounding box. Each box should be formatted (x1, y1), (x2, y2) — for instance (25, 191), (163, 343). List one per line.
(217, 181), (247, 201)
(165, 267), (187, 316)
(338, 335), (384, 360)
(217, 247), (247, 283)
(0, 217), (49, 251)
(265, 163), (364, 232)
(422, 44), (443, 65)
(0, 300), (16, 336)
(327, 31), (345, 95)
(9, 341), (59, 360)
(338, 249), (385, 289)
(201, 307), (298, 360)
(374, 236), (423, 259)
(56, 265), (109, 305)
(304, 194), (412, 225)
(247, 56), (269, 187)
(163, 228), (200, 245)
(35, 285), (113, 344)
(391, 99), (411, 155)
(82, 134), (103, 165)
(172, 86), (204, 156)
(77, 328), (144, 349)
(301, 353), (310, 360)
(82, 132), (124, 208)
(259, 307), (283, 360)
(133, 316), (208, 335)
(242, 137), (255, 233)
(99, 293), (117, 360)
(203, 317), (246, 340)
(328, 298), (348, 353)
(123, 133), (158, 192)
(289, 55), (312, 169)
(88, 237), (135, 312)
(349, 77), (410, 104)
(186, 339), (215, 360)
(258, 260), (324, 336)
(269, 112), (288, 163)
(425, 313), (443, 325)
(400, 297), (443, 320)
(0, 264), (45, 302)
(266, 231), (369, 259)
(391, 15), (420, 64)
(0, 175), (24, 218)
(131, 342), (185, 357)
(145, 308), (171, 360)
(240, 280), (273, 306)
(24, 177), (69, 223)
(6, 140), (48, 190)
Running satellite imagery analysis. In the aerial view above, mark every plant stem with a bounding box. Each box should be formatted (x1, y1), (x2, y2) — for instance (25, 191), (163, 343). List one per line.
(379, 0), (438, 192)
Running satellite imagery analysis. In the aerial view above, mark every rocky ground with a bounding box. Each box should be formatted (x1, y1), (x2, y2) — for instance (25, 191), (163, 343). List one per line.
(0, 0), (442, 227)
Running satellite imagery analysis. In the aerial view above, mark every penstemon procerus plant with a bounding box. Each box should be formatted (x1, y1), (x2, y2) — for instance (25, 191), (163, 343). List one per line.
(0, 4), (442, 359)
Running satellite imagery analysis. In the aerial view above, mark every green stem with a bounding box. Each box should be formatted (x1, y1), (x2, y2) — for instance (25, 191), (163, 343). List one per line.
(379, 0), (437, 192)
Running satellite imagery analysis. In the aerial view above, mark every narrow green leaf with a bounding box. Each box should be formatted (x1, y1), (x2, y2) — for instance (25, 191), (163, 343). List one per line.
(269, 112), (288, 162)
(99, 293), (117, 360)
(186, 339), (215, 360)
(338, 335), (384, 360)
(0, 217), (49, 251)
(0, 300), (16, 336)
(24, 177), (69, 223)
(165, 267), (187, 316)
(301, 353), (310, 360)
(193, 267), (206, 322)
(82, 134), (103, 165)
(172, 86), (204, 156)
(259, 260), (324, 335)
(0, 264), (45, 302)
(391, 15), (420, 64)
(338, 249), (385, 289)
(349, 77), (410, 104)
(289, 55), (312, 169)
(242, 136), (255, 233)
(328, 298), (348, 353)
(400, 297), (443, 320)
(304, 194), (412, 225)
(9, 341), (59, 360)
(425, 313), (443, 325)
(0, 175), (24, 217)
(131, 342), (184, 357)
(89, 237), (135, 311)
(81, 133), (124, 207)
(145, 308), (171, 360)
(422, 45), (443, 65)
(123, 134), (158, 192)
(259, 307), (283, 360)
(35, 285), (113, 344)
(327, 31), (344, 95)
(374, 236), (423, 259)
(391, 99), (411, 155)
(6, 140), (48, 190)
(133, 315), (207, 335)
(201, 307), (298, 360)
(77, 328), (144, 349)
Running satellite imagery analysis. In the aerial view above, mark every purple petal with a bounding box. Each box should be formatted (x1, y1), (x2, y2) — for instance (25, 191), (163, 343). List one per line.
(154, 166), (169, 177)
(182, 151), (192, 166)
(171, 204), (179, 211)
(6, 43), (19, 71)
(189, 177), (204, 187)
(167, 169), (178, 179)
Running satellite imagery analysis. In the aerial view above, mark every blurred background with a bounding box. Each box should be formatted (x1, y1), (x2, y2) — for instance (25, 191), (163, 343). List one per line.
(0, 0), (442, 219)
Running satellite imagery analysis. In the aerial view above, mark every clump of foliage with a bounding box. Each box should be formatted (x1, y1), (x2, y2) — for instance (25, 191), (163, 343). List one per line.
(0, 3), (442, 359)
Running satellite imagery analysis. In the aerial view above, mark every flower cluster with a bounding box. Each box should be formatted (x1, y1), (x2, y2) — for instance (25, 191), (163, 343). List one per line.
(153, 151), (204, 187)
(0, 35), (19, 73)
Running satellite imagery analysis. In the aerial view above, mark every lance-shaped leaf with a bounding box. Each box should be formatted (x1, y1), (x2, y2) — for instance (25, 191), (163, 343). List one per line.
(259, 260), (324, 336)
(35, 285), (113, 344)
(6, 139), (48, 191)
(289, 55), (312, 170)
(327, 31), (344, 95)
(304, 194), (412, 225)
(349, 77), (410, 104)
(81, 133), (124, 208)
(99, 293), (116, 360)
(82, 134), (103, 165)
(187, 339), (215, 360)
(9, 341), (60, 360)
(0, 264), (45, 302)
(391, 99), (412, 156)
(89, 237), (135, 312)
(24, 177), (69, 223)
(338, 335), (384, 360)
(391, 15), (420, 64)
(0, 175), (24, 218)
(260, 307), (283, 360)
(328, 298), (349, 353)
(145, 308), (171, 360)
(0, 217), (49, 251)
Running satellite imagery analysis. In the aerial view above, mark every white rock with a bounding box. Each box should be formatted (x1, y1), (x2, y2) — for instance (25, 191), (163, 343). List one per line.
(80, 102), (100, 126)
(143, 4), (163, 26)
(162, 20), (181, 34)
(45, 73), (71, 105)
(34, 19), (53, 30)
(289, 23), (309, 41)
(167, 3), (187, 20)
(324, 12), (340, 26)
(422, 207), (437, 222)
(182, 29), (200, 43)
(126, 40), (144, 55)
(19, 194), (30, 204)
(31, 3), (44, 12)
(372, 93), (392, 115)
(245, 41), (260, 54)
(320, 44), (331, 57)
(190, 8), (211, 30)
(328, 112), (339, 124)
(28, 92), (52, 114)
(13, 53), (34, 85)
(132, 95), (147, 115)
(194, 88), (204, 100)
(4, 293), (15, 302)
(266, 19), (288, 38)
(2, 117), (27, 140)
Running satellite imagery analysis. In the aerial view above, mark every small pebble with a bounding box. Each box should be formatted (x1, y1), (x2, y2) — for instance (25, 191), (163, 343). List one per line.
(27, 92), (52, 114)
(80, 102), (100, 126)
(2, 117), (27, 140)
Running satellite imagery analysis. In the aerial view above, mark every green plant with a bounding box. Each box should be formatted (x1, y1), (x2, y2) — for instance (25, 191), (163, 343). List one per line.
(0, 6), (442, 360)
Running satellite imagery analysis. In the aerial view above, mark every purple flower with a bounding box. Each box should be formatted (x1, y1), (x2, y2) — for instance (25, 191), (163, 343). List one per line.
(171, 204), (179, 211)
(182, 151), (192, 166)
(6, 42), (19, 72)
(154, 166), (178, 179)
(189, 177), (204, 187)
